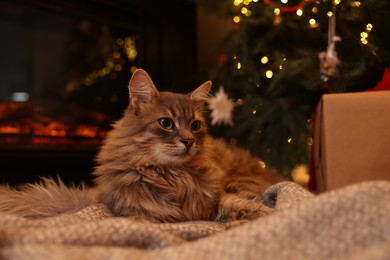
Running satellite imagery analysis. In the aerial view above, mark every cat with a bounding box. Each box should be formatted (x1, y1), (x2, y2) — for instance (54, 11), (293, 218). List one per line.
(0, 69), (282, 223)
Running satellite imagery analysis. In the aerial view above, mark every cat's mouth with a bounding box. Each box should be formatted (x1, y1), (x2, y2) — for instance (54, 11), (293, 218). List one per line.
(173, 149), (191, 158)
(169, 147), (193, 158)
(156, 145), (195, 164)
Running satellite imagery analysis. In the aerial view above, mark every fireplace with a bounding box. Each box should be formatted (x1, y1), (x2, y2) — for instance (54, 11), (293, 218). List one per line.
(0, 0), (197, 185)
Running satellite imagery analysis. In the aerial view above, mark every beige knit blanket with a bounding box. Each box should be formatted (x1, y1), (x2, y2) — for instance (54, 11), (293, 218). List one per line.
(1, 181), (389, 260)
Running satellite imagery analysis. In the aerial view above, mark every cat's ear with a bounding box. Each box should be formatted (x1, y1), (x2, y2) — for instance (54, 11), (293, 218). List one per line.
(190, 81), (212, 109)
(128, 69), (159, 113)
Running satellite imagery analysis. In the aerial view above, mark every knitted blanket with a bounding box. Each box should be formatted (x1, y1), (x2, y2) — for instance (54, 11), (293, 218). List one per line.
(1, 181), (389, 260)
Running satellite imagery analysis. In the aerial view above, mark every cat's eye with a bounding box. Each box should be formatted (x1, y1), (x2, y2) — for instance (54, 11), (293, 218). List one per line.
(190, 120), (201, 131)
(158, 117), (174, 130)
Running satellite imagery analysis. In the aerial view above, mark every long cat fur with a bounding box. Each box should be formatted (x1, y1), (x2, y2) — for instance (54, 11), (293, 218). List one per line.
(0, 69), (282, 222)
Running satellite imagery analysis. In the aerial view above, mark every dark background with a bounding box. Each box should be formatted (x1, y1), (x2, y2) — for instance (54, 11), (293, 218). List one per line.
(0, 0), (217, 186)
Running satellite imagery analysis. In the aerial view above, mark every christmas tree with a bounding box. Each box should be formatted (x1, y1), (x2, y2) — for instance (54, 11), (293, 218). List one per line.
(197, 0), (390, 177)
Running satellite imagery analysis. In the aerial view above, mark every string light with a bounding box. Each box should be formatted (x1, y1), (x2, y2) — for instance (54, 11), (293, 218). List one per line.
(296, 9), (303, 16)
(113, 52), (120, 59)
(258, 160), (266, 169)
(83, 36), (137, 86)
(309, 18), (318, 28)
(237, 62), (242, 69)
(274, 16), (282, 25)
(360, 23), (373, 45)
(281, 0), (288, 4)
(233, 16), (241, 23)
(265, 70), (273, 78)
(350, 1), (361, 7)
(360, 38), (368, 45)
(312, 7), (318, 13)
(124, 37), (137, 61)
(272, 7), (282, 25)
(130, 66), (138, 73)
(233, 0), (243, 6)
(261, 56), (269, 64)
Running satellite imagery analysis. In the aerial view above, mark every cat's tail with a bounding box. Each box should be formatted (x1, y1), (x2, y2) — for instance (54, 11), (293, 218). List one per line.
(0, 177), (92, 219)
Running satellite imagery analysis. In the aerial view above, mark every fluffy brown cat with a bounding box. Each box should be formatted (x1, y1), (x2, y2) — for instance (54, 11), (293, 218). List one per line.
(0, 69), (282, 223)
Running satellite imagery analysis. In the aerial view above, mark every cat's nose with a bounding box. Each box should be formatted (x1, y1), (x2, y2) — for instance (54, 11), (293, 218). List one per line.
(180, 138), (195, 149)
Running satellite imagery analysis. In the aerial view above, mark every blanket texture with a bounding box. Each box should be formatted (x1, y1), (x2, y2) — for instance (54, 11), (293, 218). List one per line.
(1, 181), (389, 259)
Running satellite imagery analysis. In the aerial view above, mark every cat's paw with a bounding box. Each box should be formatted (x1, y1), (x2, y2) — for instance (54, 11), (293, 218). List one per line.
(215, 194), (273, 223)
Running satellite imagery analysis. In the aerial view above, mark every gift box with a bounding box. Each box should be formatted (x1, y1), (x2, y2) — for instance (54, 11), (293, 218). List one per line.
(312, 90), (390, 192)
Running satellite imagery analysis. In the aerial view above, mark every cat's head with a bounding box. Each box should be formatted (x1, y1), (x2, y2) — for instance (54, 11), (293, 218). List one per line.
(123, 69), (211, 165)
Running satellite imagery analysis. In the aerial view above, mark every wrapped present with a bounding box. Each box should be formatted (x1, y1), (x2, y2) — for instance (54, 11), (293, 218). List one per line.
(311, 90), (390, 192)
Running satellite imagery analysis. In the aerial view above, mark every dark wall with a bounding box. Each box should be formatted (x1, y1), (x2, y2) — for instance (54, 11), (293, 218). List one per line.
(6, 0), (198, 91)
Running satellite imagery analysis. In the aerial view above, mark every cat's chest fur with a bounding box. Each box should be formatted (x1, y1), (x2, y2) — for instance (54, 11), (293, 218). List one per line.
(94, 152), (225, 222)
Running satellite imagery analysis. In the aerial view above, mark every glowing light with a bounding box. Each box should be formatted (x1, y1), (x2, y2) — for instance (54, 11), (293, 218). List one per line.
(296, 9), (303, 16)
(236, 62), (242, 69)
(11, 92), (29, 102)
(261, 56), (269, 64)
(327, 11), (333, 17)
(287, 138), (293, 143)
(114, 64), (123, 72)
(360, 38), (368, 44)
(366, 23), (373, 32)
(360, 32), (368, 38)
(241, 7), (248, 14)
(106, 60), (114, 68)
(233, 0), (243, 6)
(265, 70), (273, 79)
(243, 0), (252, 5)
(236, 99), (244, 105)
(258, 160), (266, 169)
(333, 0), (341, 5)
(252, 109), (257, 115)
(274, 8), (281, 15)
(273, 16), (282, 25)
(279, 64), (283, 70)
(281, 0), (288, 4)
(253, 0), (258, 2)
(309, 18), (318, 28)
(130, 66), (138, 73)
(113, 52), (120, 59)
(312, 7), (318, 13)
(351, 1), (361, 7)
(233, 16), (241, 23)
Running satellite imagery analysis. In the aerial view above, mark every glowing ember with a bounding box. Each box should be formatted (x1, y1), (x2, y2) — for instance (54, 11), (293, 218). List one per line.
(0, 102), (107, 147)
